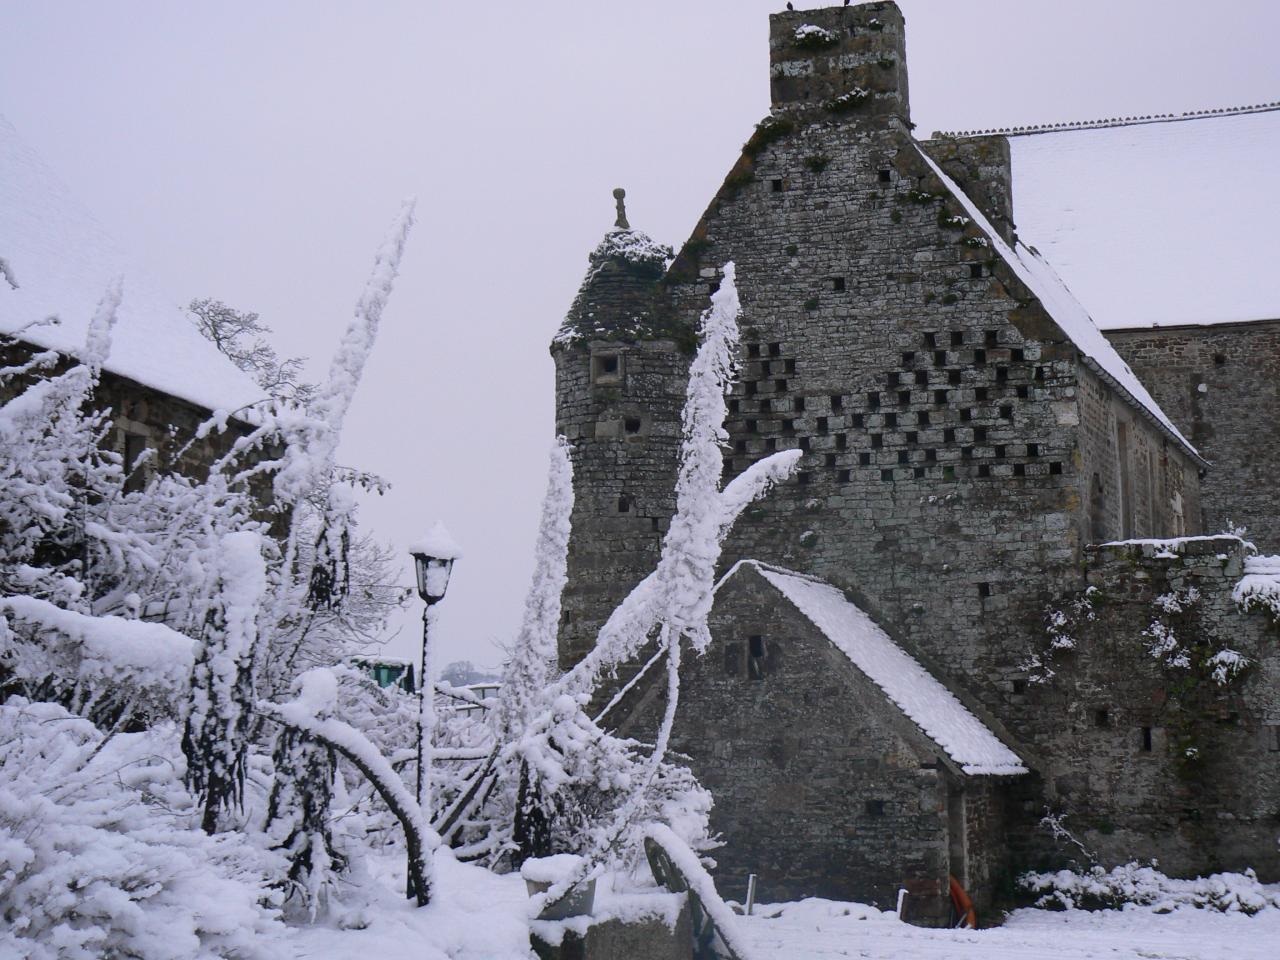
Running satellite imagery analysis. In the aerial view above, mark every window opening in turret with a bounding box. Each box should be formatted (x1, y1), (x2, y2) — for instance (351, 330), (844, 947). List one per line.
(771, 178), (783, 193)
(624, 417), (642, 435)
(878, 169), (891, 183)
(592, 352), (622, 384)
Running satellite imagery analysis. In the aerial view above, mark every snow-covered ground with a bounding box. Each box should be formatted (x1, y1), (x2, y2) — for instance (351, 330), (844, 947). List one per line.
(739, 896), (1280, 960)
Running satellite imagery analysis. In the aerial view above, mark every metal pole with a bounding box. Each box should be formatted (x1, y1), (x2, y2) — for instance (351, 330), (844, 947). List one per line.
(746, 874), (757, 916)
(408, 605), (437, 899)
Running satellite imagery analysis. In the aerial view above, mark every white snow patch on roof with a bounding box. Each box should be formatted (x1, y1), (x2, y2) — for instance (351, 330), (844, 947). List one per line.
(752, 563), (1026, 776)
(915, 145), (1196, 458)
(0, 115), (262, 415)
(1008, 110), (1280, 330)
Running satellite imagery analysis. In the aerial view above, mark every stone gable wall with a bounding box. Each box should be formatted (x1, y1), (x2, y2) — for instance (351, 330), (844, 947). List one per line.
(1105, 320), (1280, 552)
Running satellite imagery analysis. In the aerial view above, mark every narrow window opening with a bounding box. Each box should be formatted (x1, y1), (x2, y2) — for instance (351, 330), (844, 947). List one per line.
(996, 366), (1008, 382)
(913, 466), (926, 478)
(748, 636), (765, 680)
(887, 372), (901, 387)
(881, 469), (894, 481)
(1050, 461), (1063, 475)
(969, 263), (983, 279)
(817, 416), (829, 433)
(795, 396), (806, 413)
(745, 380), (757, 396)
(884, 412), (897, 428)
(799, 436), (810, 451)
(1141, 727), (1153, 752)
(1027, 443), (1039, 457)
(1214, 353), (1226, 366)
(942, 465), (956, 480)
(824, 453), (837, 468)
(975, 387), (988, 401)
(728, 399), (740, 414)
(797, 471), (811, 485)
(951, 331), (964, 347)
(746, 419), (758, 433)
(769, 343), (783, 357)
(878, 169), (892, 183)
(868, 392), (880, 409)
(836, 433), (849, 449)
(871, 434), (883, 449)
(973, 426), (988, 442)
(747, 343), (761, 359)
(924, 332), (937, 349)
(1017, 385), (1029, 398)
(974, 348), (987, 365)
(902, 351), (916, 366)
(915, 369), (928, 386)
(770, 178), (784, 193)
(785, 358), (797, 373)
(1011, 348), (1025, 362)
(926, 449), (937, 463)
(775, 378), (788, 392)
(897, 450), (910, 465)
(1000, 405), (1013, 420)
(944, 428), (956, 443)
(123, 432), (148, 495)
(838, 468), (851, 482)
(1013, 463), (1025, 476)
(1095, 708), (1111, 728)
(766, 437), (777, 451)
(905, 431), (918, 444)
(1012, 679), (1028, 695)
(624, 417), (642, 435)
(759, 398), (771, 413)
(934, 389), (948, 405)
(985, 330), (999, 347)
(830, 394), (843, 411)
(859, 452), (871, 466)
(592, 352), (622, 383)
(617, 496), (631, 514)
(918, 411), (931, 426)
(977, 582), (992, 598)
(995, 445), (1006, 458)
(960, 408), (973, 422)
(1035, 366), (1046, 381)
(977, 464), (990, 478)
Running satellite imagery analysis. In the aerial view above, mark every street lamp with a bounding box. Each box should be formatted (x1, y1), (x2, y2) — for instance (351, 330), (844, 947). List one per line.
(406, 522), (461, 900)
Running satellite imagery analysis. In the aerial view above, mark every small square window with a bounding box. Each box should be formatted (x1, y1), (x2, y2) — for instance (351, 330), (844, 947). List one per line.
(1095, 708), (1111, 728)
(1013, 463), (1025, 476)
(902, 351), (916, 366)
(934, 350), (947, 366)
(618, 495), (631, 513)
(1027, 443), (1039, 457)
(887, 372), (901, 387)
(978, 582), (991, 598)
(951, 331), (964, 347)
(918, 411), (931, 426)
(817, 416), (829, 433)
(975, 387), (988, 401)
(838, 468), (851, 483)
(897, 450), (909, 465)
(985, 330), (999, 347)
(871, 434), (883, 449)
(925, 449), (937, 463)
(943, 465), (956, 480)
(775, 378), (787, 392)
(961, 447), (973, 460)
(771, 178), (784, 193)
(996, 366), (1008, 382)
(797, 471), (811, 485)
(1012, 679), (1028, 695)
(830, 394), (843, 411)
(913, 466), (926, 479)
(769, 343), (783, 357)
(974, 348), (987, 365)
(924, 333), (938, 349)
(745, 380), (757, 396)
(898, 390), (911, 405)
(1017, 385), (1030, 398)
(974, 426), (987, 441)
(1035, 366), (1046, 381)
(977, 464), (990, 478)
(747, 343), (761, 359)
(1049, 461), (1063, 476)
(728, 399), (740, 414)
(866, 799), (886, 817)
(881, 469), (894, 481)
(915, 370), (928, 386)
(868, 392), (880, 409)
(825, 453), (837, 468)
(960, 408), (973, 422)
(592, 352), (623, 383)
(995, 444), (1006, 458)
(1000, 405), (1013, 420)
(905, 431), (918, 444)
(832, 277), (846, 292)
(759, 398), (771, 413)
(884, 412), (897, 428)
(795, 396), (806, 413)
(836, 433), (849, 449)
(746, 419), (759, 433)
(934, 389), (948, 405)
(785, 358), (797, 373)
(799, 436), (811, 451)
(734, 439), (746, 452)
(878, 169), (892, 183)
(969, 263), (983, 279)
(1011, 348), (1025, 362)
(624, 417), (642, 435)
(859, 452), (871, 466)
(944, 429), (955, 443)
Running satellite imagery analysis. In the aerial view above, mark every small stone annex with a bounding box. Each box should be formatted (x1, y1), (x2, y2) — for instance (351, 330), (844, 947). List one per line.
(551, 2), (1280, 926)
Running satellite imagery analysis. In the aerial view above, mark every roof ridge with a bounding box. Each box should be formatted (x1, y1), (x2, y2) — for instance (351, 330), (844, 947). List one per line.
(931, 100), (1280, 140)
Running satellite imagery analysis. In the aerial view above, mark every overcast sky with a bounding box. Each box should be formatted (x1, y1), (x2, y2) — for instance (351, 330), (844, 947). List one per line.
(2, 1), (1277, 669)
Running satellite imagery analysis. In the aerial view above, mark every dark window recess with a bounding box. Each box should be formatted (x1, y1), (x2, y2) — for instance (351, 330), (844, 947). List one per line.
(759, 399), (771, 413)
(618, 496), (631, 513)
(728, 399), (740, 414)
(830, 394), (843, 410)
(1095, 708), (1111, 728)
(996, 366), (1008, 382)
(651, 517), (662, 533)
(1027, 443), (1039, 457)
(978, 582), (992, 598)
(746, 380), (757, 396)
(838, 469), (852, 482)
(1013, 463), (1025, 476)
(884, 412), (897, 428)
(951, 331), (964, 347)
(748, 636), (766, 680)
(962, 447), (973, 460)
(995, 445), (1006, 458)
(747, 343), (761, 358)
(914, 466), (926, 479)
(897, 450), (910, 465)
(592, 352), (622, 382)
(935, 389), (948, 405)
(868, 392), (880, 409)
(1214, 353), (1226, 366)
(771, 178), (784, 193)
(871, 434), (883, 449)
(1035, 366), (1046, 381)
(915, 369), (929, 386)
(918, 411), (931, 426)
(785, 358), (797, 373)
(1011, 348), (1025, 362)
(948, 369), (961, 386)
(795, 396), (806, 412)
(799, 436), (811, 451)
(866, 800), (886, 817)
(974, 426), (988, 441)
(985, 330), (999, 347)
(974, 349), (987, 364)
(924, 332), (938, 349)
(944, 428), (956, 443)
(832, 277), (846, 292)
(1012, 679), (1028, 695)
(960, 408), (973, 422)
(905, 431), (918, 444)
(825, 454), (837, 468)
(746, 419), (759, 433)
(942, 465), (956, 481)
(123, 432), (148, 494)
(926, 449), (937, 463)
(881, 469), (894, 481)
(859, 452), (871, 466)
(969, 263), (983, 279)
(1050, 461), (1063, 475)
(1017, 385), (1030, 398)
(878, 169), (892, 183)
(817, 416), (829, 432)
(836, 433), (849, 449)
(766, 438), (778, 451)
(775, 379), (788, 392)
(1269, 727), (1280, 752)
(624, 417), (642, 434)
(977, 464), (991, 478)
(769, 343), (783, 357)
(898, 391), (911, 405)
(887, 372), (901, 387)
(797, 471), (811, 485)
(1141, 726), (1153, 752)
(902, 351), (916, 366)
(1000, 405), (1014, 420)
(934, 350), (947, 366)
(782, 419), (795, 435)
(734, 439), (747, 453)
(975, 387), (988, 402)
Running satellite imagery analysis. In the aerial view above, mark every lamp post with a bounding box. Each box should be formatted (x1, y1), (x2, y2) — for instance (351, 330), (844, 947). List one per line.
(407, 522), (460, 900)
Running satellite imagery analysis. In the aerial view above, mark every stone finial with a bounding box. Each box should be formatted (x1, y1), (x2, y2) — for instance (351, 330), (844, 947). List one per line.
(613, 187), (630, 230)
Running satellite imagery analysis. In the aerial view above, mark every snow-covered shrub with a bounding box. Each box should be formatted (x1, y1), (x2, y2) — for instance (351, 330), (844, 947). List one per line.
(825, 88), (870, 113)
(792, 24), (838, 49)
(589, 230), (673, 272)
(1234, 554), (1280, 621)
(1020, 861), (1280, 915)
(0, 699), (284, 960)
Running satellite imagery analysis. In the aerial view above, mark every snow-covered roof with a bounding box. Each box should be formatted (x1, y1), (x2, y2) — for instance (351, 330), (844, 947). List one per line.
(994, 107), (1279, 330)
(0, 115), (263, 415)
(915, 145), (1199, 460)
(745, 562), (1027, 776)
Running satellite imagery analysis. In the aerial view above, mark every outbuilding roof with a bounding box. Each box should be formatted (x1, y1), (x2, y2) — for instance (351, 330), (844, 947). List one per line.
(0, 115), (263, 415)
(739, 561), (1027, 776)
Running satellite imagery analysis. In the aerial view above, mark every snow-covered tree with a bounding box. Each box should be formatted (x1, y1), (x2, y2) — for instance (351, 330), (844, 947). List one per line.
(188, 296), (315, 405)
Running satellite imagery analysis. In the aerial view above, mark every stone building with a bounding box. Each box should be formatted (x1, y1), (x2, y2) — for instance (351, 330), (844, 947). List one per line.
(552, 2), (1280, 924)
(1, 114), (263, 483)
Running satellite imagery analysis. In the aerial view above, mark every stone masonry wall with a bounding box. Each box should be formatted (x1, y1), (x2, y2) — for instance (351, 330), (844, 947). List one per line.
(614, 565), (966, 925)
(1105, 320), (1280, 552)
(1004, 536), (1280, 879)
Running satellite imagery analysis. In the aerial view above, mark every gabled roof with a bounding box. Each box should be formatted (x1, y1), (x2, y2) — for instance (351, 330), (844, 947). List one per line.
(914, 144), (1200, 461)
(943, 105), (1280, 331)
(736, 561), (1026, 776)
(0, 115), (263, 415)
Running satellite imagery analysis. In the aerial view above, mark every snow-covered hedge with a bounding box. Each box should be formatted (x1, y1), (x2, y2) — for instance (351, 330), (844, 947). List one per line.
(1020, 862), (1280, 915)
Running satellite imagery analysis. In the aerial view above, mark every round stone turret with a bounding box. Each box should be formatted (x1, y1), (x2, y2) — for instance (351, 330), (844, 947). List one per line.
(551, 190), (691, 670)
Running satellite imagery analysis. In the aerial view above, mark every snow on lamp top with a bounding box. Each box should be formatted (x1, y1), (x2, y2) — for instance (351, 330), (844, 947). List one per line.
(409, 521), (463, 561)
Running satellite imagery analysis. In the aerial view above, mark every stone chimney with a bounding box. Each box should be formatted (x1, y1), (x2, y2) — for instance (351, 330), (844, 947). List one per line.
(768, 2), (910, 126)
